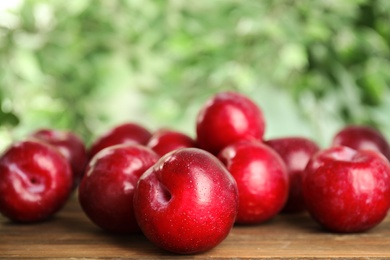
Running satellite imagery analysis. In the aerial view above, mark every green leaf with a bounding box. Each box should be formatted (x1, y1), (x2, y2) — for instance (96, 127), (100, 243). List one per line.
(0, 111), (19, 127)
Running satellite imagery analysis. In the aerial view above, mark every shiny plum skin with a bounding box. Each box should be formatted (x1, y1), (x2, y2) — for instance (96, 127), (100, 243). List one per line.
(31, 128), (88, 189)
(218, 141), (289, 224)
(147, 129), (196, 157)
(0, 139), (73, 223)
(133, 148), (238, 254)
(332, 125), (390, 161)
(78, 144), (159, 233)
(265, 137), (320, 213)
(196, 92), (265, 155)
(302, 146), (390, 233)
(89, 122), (152, 159)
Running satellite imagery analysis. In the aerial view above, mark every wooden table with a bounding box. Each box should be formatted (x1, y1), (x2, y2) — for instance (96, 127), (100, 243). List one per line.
(1, 195), (390, 259)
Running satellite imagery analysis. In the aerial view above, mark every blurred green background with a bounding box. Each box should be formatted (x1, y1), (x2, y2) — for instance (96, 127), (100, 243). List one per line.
(1, 0), (390, 151)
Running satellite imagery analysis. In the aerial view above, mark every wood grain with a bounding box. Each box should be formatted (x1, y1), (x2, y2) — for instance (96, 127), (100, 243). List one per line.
(1, 195), (390, 259)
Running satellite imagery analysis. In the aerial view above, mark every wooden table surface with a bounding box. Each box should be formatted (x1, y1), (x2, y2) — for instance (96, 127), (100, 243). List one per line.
(1, 195), (390, 259)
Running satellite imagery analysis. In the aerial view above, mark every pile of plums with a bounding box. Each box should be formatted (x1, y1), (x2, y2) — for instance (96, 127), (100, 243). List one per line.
(1, 91), (390, 254)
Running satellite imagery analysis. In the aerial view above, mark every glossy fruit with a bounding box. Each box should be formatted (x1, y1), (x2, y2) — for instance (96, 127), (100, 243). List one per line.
(332, 125), (390, 161)
(302, 145), (390, 233)
(218, 141), (289, 224)
(196, 91), (265, 155)
(147, 129), (196, 157)
(265, 137), (320, 213)
(0, 139), (73, 222)
(31, 128), (87, 188)
(133, 148), (238, 254)
(78, 144), (159, 233)
(89, 122), (152, 159)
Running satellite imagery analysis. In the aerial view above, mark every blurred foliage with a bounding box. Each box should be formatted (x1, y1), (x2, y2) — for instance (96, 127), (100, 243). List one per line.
(1, 0), (390, 151)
